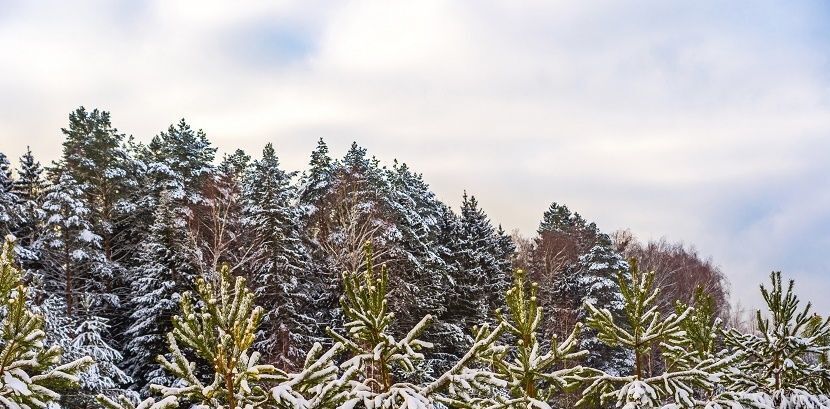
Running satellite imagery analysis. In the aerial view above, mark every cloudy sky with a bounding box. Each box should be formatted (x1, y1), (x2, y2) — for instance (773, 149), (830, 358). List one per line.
(1, 1), (829, 313)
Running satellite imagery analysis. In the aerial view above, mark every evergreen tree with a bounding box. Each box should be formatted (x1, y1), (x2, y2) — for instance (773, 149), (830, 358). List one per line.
(722, 272), (830, 407)
(474, 269), (588, 408)
(0, 152), (18, 240)
(59, 107), (137, 264)
(448, 193), (509, 330)
(574, 241), (634, 376)
(297, 138), (335, 217)
(327, 243), (502, 408)
(123, 119), (217, 391)
(143, 119), (215, 206)
(11, 147), (44, 268)
(37, 173), (113, 314)
(152, 264), (277, 408)
(0, 237), (92, 408)
(383, 161), (449, 348)
(578, 260), (701, 408)
(244, 143), (314, 368)
(123, 191), (201, 391)
(64, 298), (131, 405)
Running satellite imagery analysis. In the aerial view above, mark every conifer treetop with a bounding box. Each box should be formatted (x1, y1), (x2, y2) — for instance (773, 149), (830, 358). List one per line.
(0, 237), (92, 408)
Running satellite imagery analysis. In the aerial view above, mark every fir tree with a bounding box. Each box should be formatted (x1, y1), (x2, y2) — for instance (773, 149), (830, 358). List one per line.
(0, 237), (92, 408)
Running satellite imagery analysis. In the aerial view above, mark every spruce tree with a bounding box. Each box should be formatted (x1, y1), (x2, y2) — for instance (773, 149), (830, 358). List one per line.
(383, 161), (450, 362)
(574, 240), (634, 376)
(64, 298), (131, 405)
(0, 152), (18, 240)
(449, 193), (509, 330)
(11, 147), (44, 268)
(244, 143), (314, 368)
(0, 237), (92, 408)
(297, 138), (335, 217)
(37, 173), (112, 314)
(123, 191), (201, 392)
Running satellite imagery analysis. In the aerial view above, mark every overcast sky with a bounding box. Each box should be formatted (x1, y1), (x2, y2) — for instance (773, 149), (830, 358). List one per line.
(1, 1), (829, 314)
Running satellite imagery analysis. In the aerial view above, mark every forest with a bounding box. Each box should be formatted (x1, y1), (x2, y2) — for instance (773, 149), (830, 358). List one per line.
(0, 107), (828, 408)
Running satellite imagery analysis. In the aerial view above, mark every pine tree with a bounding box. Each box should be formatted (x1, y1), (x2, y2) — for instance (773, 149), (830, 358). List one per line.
(143, 119), (215, 207)
(151, 264), (278, 408)
(244, 143), (314, 368)
(664, 287), (750, 408)
(722, 272), (830, 407)
(578, 259), (701, 408)
(327, 243), (502, 407)
(474, 269), (589, 408)
(59, 107), (137, 265)
(0, 237), (92, 408)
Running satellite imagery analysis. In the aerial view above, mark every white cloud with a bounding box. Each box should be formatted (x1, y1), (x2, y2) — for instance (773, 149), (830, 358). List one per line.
(1, 0), (829, 312)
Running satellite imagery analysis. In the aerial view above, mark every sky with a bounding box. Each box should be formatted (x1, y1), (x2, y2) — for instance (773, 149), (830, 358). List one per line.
(1, 0), (829, 314)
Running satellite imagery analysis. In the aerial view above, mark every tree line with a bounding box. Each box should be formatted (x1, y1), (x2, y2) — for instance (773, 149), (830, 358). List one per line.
(0, 106), (774, 408)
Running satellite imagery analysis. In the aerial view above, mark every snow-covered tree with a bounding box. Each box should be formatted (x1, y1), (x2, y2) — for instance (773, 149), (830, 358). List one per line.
(575, 241), (634, 376)
(0, 152), (18, 240)
(296, 138), (335, 220)
(327, 243), (503, 408)
(151, 264), (278, 408)
(36, 172), (112, 314)
(59, 107), (138, 265)
(123, 191), (201, 392)
(244, 143), (314, 368)
(475, 269), (589, 408)
(447, 193), (509, 331)
(578, 259), (702, 409)
(11, 147), (44, 268)
(191, 149), (250, 275)
(0, 236), (92, 408)
(721, 272), (830, 408)
(63, 297), (131, 404)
